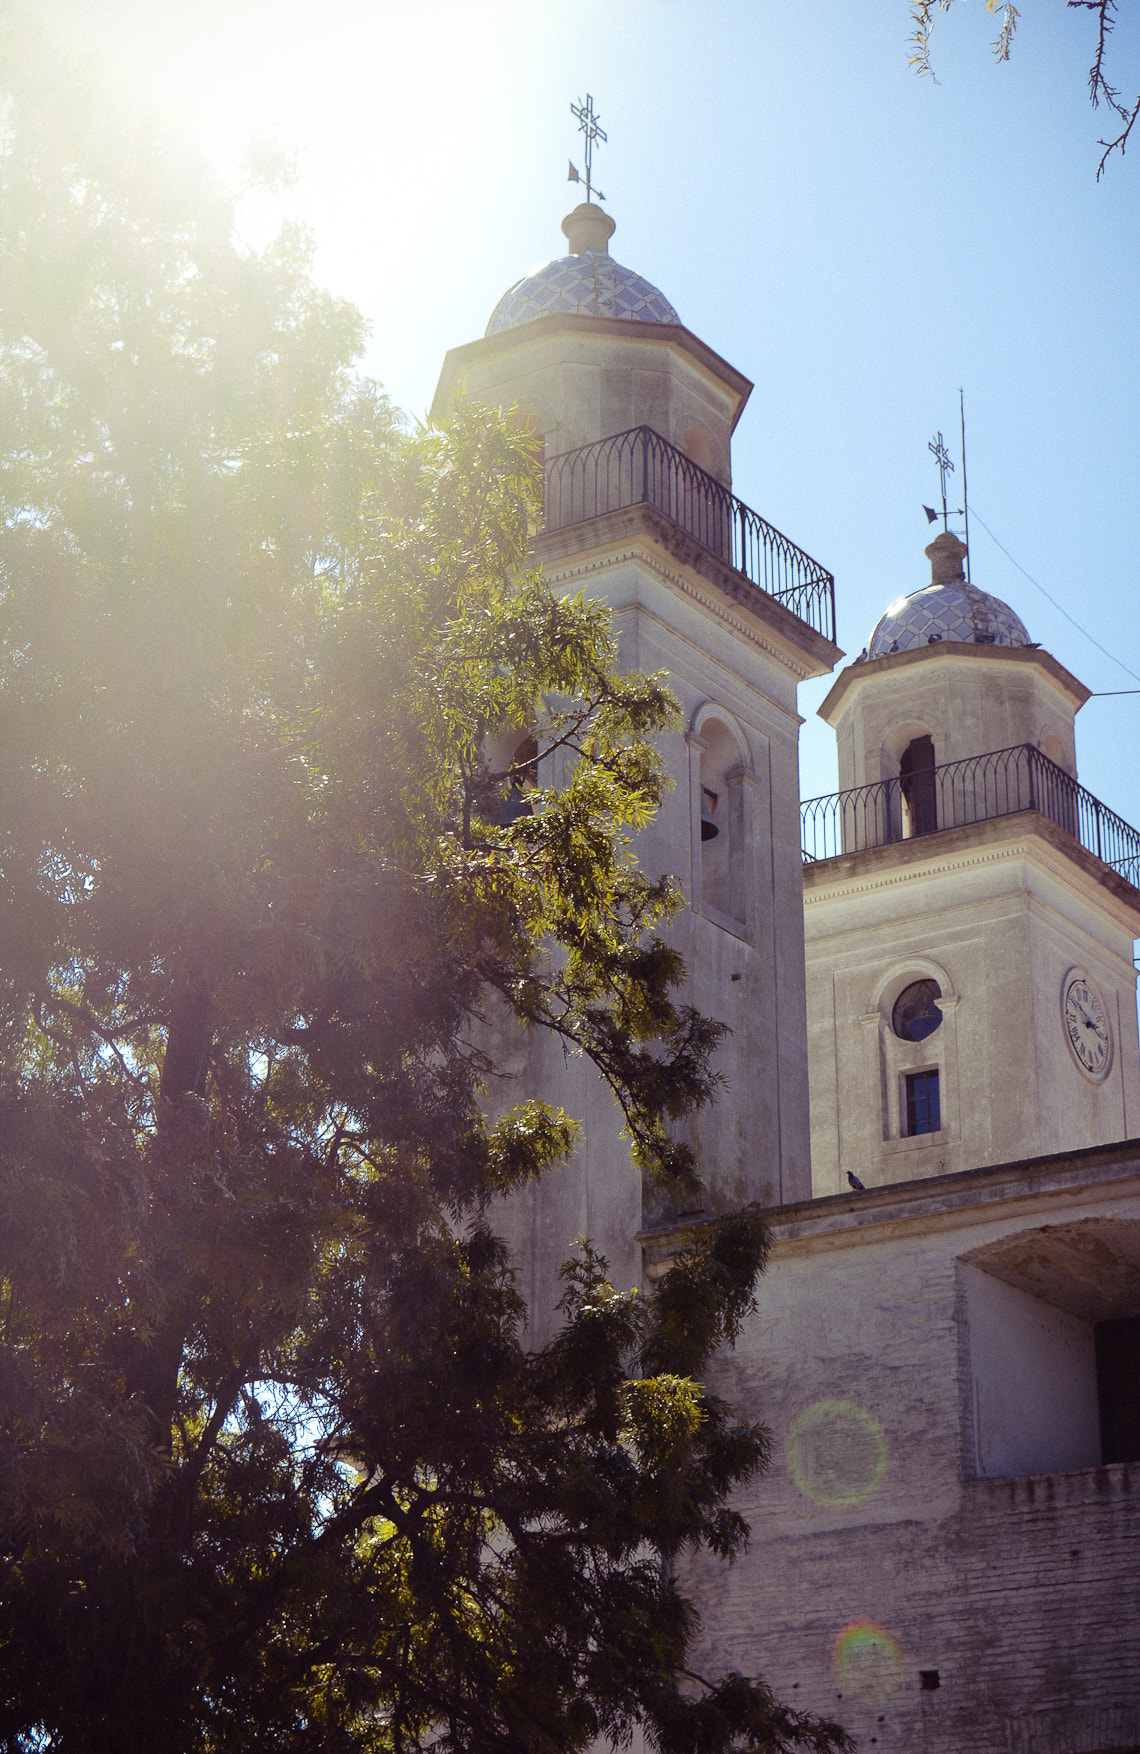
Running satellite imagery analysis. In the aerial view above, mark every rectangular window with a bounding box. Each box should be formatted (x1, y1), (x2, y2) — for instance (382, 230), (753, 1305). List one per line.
(905, 1069), (940, 1135)
(1096, 1317), (1140, 1464)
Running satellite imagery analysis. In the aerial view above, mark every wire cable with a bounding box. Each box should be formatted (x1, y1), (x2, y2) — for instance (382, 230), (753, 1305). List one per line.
(970, 506), (1140, 686)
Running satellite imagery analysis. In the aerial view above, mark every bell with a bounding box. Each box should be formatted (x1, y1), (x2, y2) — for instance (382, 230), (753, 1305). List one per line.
(700, 787), (719, 842)
(499, 785), (532, 827)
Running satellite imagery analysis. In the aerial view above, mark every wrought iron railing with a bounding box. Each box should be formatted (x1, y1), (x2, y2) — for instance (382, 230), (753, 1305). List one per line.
(543, 426), (836, 643)
(801, 742), (1140, 884)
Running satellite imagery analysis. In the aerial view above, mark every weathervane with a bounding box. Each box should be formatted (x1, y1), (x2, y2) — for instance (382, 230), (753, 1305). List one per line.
(568, 94), (606, 205)
(925, 432), (956, 533)
(921, 395), (972, 584)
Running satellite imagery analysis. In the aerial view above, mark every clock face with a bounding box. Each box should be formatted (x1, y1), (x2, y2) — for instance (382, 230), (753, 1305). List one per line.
(1062, 972), (1112, 1082)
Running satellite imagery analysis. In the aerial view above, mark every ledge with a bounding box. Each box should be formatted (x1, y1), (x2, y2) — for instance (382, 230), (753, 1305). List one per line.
(964, 1459), (1135, 1508)
(639, 1136), (1140, 1276)
(802, 807), (1140, 921)
(533, 503), (841, 678)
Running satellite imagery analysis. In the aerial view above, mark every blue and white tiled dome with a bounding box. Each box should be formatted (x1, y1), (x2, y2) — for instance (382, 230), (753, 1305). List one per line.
(867, 581), (1032, 657)
(865, 531), (1031, 658)
(487, 251), (682, 336)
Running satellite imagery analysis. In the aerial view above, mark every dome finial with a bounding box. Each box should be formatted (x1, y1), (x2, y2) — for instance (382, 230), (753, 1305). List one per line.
(925, 529), (968, 586)
(561, 201), (615, 256)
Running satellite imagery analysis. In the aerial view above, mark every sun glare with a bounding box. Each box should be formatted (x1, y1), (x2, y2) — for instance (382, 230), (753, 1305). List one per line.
(51, 0), (568, 413)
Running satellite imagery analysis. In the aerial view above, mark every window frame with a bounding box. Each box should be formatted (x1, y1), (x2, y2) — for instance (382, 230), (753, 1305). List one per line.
(904, 1067), (941, 1137)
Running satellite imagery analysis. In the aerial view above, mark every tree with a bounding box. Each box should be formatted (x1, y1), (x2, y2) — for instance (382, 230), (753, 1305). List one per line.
(0, 15), (850, 1753)
(909, 0), (1139, 177)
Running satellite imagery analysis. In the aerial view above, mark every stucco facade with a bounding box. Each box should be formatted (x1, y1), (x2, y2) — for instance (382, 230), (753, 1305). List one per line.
(657, 1145), (1140, 1754)
(821, 640), (1087, 795)
(673, 544), (1140, 1749)
(804, 813), (1140, 1192)
(686, 526), (1140, 1751)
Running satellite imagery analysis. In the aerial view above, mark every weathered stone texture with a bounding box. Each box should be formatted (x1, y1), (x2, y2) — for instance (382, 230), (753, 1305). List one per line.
(668, 1150), (1140, 1754)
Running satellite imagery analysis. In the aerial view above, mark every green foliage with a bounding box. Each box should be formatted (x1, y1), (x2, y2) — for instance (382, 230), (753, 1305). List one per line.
(0, 14), (850, 1753)
(908, 0), (1018, 80)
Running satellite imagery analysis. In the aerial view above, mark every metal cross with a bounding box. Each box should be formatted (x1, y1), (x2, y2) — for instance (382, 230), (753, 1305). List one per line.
(928, 431), (955, 532)
(570, 94), (607, 204)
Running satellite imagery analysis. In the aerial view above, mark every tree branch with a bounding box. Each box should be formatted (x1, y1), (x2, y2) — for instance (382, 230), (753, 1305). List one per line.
(1068, 0), (1140, 176)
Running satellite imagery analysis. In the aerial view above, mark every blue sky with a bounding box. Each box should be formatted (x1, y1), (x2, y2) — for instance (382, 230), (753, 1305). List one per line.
(58, 0), (1140, 829)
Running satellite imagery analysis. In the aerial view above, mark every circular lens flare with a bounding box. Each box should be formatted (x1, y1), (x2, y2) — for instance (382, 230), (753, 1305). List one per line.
(786, 1400), (887, 1506)
(832, 1621), (905, 1703)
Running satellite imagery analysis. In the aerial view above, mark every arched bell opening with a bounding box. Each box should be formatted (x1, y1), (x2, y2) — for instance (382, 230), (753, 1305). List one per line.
(693, 715), (750, 930)
(899, 733), (937, 837)
(499, 733), (539, 826)
(880, 722), (938, 841)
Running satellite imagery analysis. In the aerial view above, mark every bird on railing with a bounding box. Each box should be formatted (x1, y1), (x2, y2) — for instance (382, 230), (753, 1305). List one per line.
(847, 1171), (867, 1192)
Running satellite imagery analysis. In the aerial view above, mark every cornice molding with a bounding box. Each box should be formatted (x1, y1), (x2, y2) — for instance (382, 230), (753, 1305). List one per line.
(818, 638), (1091, 724)
(803, 815), (1140, 935)
(430, 311), (754, 430)
(639, 1138), (1140, 1273)
(541, 537), (818, 682)
(534, 502), (839, 677)
(804, 836), (1029, 902)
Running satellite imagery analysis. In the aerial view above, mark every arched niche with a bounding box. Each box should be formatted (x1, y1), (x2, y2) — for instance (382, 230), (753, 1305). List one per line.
(1042, 732), (1072, 775)
(673, 422), (730, 558)
(689, 704), (753, 934)
(678, 422), (724, 483)
(512, 406), (557, 485)
(1038, 732), (1079, 836)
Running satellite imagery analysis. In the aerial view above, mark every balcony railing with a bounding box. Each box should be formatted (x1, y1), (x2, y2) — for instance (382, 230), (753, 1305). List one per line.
(543, 425), (836, 644)
(801, 742), (1140, 885)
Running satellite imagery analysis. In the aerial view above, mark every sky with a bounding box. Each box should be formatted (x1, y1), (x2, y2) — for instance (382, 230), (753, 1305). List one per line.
(51, 0), (1140, 832)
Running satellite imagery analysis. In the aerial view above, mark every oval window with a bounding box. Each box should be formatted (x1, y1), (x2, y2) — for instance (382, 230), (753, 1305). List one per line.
(892, 979), (943, 1042)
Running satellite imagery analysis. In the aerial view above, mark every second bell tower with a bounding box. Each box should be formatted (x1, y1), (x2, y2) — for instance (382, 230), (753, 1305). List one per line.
(802, 528), (1140, 1192)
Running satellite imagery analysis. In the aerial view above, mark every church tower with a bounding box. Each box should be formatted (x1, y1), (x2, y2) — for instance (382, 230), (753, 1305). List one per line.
(432, 200), (839, 1328)
(802, 527), (1140, 1193)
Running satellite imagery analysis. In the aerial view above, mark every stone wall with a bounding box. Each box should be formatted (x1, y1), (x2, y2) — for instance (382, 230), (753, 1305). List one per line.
(653, 1146), (1140, 1753)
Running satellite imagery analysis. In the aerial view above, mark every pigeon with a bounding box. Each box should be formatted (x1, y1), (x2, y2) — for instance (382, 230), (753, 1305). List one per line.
(846, 1171), (867, 1191)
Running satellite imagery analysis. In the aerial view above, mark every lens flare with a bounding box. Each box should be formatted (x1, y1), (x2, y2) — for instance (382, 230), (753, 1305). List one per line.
(832, 1621), (905, 1703)
(786, 1400), (887, 1506)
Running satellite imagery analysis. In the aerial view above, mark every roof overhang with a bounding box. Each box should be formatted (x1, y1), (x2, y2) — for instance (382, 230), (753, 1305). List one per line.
(430, 311), (753, 433)
(817, 639), (1092, 728)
